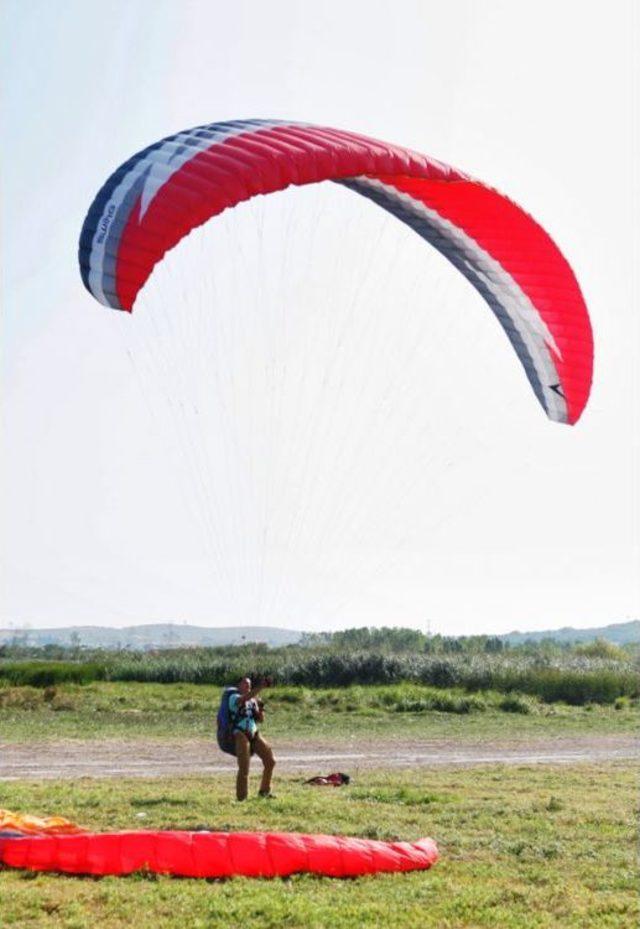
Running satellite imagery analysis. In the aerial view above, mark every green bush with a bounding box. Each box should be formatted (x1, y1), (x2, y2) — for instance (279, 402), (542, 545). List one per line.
(575, 638), (628, 661)
(0, 661), (106, 687)
(1, 647), (636, 707)
(393, 692), (485, 714)
(499, 695), (534, 714)
(465, 666), (638, 706)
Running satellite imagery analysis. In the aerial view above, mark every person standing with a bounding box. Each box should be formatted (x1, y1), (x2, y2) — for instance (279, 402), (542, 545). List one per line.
(228, 676), (276, 801)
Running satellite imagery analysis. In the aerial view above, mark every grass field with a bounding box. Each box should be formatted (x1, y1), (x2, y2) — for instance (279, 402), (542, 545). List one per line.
(0, 763), (636, 929)
(1, 681), (637, 743)
(1, 682), (637, 927)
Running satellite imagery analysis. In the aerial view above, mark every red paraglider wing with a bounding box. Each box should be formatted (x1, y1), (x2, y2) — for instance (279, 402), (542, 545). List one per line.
(0, 830), (438, 878)
(79, 120), (593, 424)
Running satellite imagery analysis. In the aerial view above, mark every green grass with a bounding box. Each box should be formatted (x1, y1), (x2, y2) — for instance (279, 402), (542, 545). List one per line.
(0, 763), (636, 928)
(1, 682), (636, 927)
(0, 681), (637, 743)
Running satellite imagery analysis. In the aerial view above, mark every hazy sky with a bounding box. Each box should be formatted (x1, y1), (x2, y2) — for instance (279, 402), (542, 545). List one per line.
(2, 0), (638, 634)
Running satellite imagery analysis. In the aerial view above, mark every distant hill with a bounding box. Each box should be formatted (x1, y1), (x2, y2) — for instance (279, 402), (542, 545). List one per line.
(501, 620), (640, 647)
(0, 624), (304, 650)
(1, 619), (637, 651)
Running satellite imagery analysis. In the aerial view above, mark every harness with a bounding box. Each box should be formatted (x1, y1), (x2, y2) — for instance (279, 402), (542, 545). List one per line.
(216, 687), (258, 756)
(232, 696), (258, 734)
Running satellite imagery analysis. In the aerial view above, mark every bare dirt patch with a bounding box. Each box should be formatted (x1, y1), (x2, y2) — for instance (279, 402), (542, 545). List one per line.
(0, 734), (636, 781)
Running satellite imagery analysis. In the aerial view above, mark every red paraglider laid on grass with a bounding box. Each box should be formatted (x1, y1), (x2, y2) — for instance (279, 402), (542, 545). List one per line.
(0, 828), (438, 878)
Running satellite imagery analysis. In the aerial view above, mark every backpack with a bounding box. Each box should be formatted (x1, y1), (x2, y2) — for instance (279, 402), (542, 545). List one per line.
(216, 686), (239, 756)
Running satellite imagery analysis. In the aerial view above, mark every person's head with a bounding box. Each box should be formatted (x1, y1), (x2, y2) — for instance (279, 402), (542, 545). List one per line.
(238, 677), (251, 696)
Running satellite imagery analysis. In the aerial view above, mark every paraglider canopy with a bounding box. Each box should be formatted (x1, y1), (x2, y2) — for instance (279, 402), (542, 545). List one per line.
(0, 809), (438, 879)
(79, 119), (592, 425)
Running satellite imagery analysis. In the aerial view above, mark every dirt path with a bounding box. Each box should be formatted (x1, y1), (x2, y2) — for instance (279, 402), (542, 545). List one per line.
(1, 735), (636, 780)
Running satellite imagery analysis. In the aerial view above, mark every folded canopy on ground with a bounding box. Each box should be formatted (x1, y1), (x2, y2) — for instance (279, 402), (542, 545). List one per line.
(79, 119), (593, 425)
(0, 829), (438, 878)
(0, 808), (84, 836)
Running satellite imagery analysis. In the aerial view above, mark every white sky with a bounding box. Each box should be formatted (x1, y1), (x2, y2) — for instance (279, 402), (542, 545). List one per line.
(2, 0), (638, 635)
